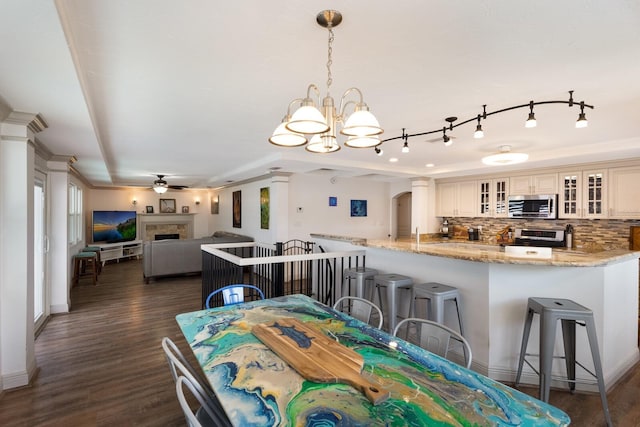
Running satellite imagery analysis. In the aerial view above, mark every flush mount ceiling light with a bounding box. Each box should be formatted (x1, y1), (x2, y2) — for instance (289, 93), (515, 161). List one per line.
(482, 145), (529, 166)
(269, 10), (383, 152)
(379, 91), (592, 159)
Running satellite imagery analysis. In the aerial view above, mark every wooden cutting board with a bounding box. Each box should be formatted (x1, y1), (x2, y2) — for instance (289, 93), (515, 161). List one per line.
(252, 317), (389, 405)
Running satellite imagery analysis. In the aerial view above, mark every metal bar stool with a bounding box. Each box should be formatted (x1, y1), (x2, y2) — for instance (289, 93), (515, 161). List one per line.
(514, 297), (612, 427)
(411, 282), (465, 337)
(373, 273), (413, 332)
(72, 252), (99, 286)
(342, 267), (377, 301)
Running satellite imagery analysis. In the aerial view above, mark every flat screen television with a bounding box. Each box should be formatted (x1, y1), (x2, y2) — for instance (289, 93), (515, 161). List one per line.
(92, 210), (137, 243)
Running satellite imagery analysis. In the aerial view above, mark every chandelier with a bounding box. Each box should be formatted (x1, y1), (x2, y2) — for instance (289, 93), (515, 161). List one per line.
(269, 10), (383, 153)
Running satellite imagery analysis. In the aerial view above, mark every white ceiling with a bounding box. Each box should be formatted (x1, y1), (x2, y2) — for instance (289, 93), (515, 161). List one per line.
(1, 0), (639, 190)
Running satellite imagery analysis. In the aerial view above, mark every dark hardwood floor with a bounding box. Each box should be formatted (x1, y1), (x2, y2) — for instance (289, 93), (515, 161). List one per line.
(0, 259), (638, 426)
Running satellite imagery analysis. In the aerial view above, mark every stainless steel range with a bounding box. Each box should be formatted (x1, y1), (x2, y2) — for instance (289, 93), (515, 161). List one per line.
(513, 228), (565, 247)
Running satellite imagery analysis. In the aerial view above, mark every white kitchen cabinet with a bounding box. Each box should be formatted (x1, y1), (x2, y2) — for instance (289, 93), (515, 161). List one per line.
(478, 178), (509, 217)
(609, 166), (640, 218)
(558, 170), (607, 219)
(509, 173), (557, 195)
(437, 181), (477, 217)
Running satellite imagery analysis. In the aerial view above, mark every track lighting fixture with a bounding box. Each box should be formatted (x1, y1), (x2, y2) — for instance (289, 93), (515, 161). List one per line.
(525, 101), (537, 128)
(473, 115), (484, 139)
(379, 91), (593, 164)
(576, 101), (588, 128)
(375, 146), (383, 156)
(269, 10), (383, 152)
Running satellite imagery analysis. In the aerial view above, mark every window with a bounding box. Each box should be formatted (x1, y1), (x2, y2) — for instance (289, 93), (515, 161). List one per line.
(68, 183), (83, 244)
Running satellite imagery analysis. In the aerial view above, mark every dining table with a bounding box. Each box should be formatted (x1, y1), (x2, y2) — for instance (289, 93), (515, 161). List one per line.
(175, 294), (570, 426)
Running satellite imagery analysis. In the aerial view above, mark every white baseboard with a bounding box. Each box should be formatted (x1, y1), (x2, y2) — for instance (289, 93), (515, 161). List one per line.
(1, 357), (36, 390)
(50, 303), (69, 313)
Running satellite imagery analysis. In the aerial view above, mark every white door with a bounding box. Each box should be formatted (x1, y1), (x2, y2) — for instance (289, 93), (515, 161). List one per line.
(34, 171), (49, 333)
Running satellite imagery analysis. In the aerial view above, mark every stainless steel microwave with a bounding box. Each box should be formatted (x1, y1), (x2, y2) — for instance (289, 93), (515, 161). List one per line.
(507, 194), (557, 219)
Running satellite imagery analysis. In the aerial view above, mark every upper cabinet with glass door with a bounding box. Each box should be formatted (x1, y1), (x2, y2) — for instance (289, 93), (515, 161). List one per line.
(558, 169), (607, 219)
(478, 178), (509, 217)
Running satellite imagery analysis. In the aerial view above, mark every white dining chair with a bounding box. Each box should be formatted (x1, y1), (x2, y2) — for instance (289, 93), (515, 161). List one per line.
(333, 296), (384, 329)
(161, 337), (231, 426)
(393, 318), (472, 369)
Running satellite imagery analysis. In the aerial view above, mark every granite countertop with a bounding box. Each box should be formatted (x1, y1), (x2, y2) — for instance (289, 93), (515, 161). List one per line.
(310, 234), (640, 267)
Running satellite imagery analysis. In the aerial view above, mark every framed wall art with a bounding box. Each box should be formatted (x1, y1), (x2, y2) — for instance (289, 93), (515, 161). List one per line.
(260, 187), (270, 229)
(181, 206), (189, 213)
(350, 199), (367, 217)
(232, 190), (241, 228)
(145, 205), (154, 213)
(159, 198), (176, 213)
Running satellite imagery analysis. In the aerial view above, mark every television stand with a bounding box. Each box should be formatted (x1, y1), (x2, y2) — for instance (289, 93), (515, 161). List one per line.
(94, 240), (142, 266)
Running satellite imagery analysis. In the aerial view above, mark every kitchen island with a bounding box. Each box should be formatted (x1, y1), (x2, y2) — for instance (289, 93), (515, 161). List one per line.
(311, 234), (640, 392)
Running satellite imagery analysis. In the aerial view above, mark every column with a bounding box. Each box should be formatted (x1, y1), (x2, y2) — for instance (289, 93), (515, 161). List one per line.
(411, 177), (435, 239)
(0, 111), (46, 389)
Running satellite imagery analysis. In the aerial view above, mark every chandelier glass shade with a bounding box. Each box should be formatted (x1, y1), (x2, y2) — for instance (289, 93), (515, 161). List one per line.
(269, 10), (383, 152)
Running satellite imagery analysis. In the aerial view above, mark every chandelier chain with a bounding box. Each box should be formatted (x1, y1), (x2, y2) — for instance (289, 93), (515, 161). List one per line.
(326, 26), (334, 96)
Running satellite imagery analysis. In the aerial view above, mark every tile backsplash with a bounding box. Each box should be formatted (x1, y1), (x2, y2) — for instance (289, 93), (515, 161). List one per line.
(444, 218), (640, 251)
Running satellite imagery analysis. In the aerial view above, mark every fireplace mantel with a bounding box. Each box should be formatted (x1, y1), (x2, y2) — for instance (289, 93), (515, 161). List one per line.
(138, 213), (195, 241)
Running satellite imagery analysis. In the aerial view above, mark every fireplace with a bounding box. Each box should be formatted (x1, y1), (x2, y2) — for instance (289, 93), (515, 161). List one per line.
(155, 233), (180, 240)
(139, 213), (194, 241)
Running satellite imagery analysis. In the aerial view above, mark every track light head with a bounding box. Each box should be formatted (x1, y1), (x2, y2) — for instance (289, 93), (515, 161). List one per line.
(525, 101), (537, 128)
(473, 115), (484, 139)
(576, 102), (588, 128)
(402, 141), (409, 153)
(375, 146), (383, 156)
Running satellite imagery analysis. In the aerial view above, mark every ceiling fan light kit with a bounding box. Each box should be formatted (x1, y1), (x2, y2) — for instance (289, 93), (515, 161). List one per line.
(153, 175), (168, 194)
(269, 10), (383, 153)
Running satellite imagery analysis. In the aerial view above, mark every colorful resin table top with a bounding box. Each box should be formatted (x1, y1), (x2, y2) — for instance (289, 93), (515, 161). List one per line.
(176, 294), (570, 426)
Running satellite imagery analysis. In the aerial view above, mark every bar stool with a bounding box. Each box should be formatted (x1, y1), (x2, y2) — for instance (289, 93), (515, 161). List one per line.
(514, 297), (612, 427)
(72, 252), (99, 286)
(411, 282), (465, 337)
(373, 273), (413, 332)
(342, 267), (377, 301)
(83, 246), (102, 273)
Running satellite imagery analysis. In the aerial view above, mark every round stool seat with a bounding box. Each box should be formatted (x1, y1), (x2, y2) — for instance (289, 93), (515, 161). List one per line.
(342, 267), (377, 300)
(373, 273), (413, 332)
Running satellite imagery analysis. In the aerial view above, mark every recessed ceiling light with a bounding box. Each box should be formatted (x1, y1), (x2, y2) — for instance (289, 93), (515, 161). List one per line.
(389, 157), (398, 162)
(426, 163), (434, 168)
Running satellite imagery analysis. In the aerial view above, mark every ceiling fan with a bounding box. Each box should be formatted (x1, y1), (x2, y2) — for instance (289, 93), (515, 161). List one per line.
(152, 175), (188, 194)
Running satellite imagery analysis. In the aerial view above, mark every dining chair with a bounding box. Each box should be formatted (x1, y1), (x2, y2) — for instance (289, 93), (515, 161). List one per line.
(205, 284), (265, 309)
(333, 296), (384, 329)
(175, 375), (216, 427)
(393, 318), (473, 369)
(161, 337), (231, 426)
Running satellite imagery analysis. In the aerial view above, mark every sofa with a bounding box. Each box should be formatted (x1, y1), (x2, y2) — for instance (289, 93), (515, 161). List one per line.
(143, 231), (253, 283)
